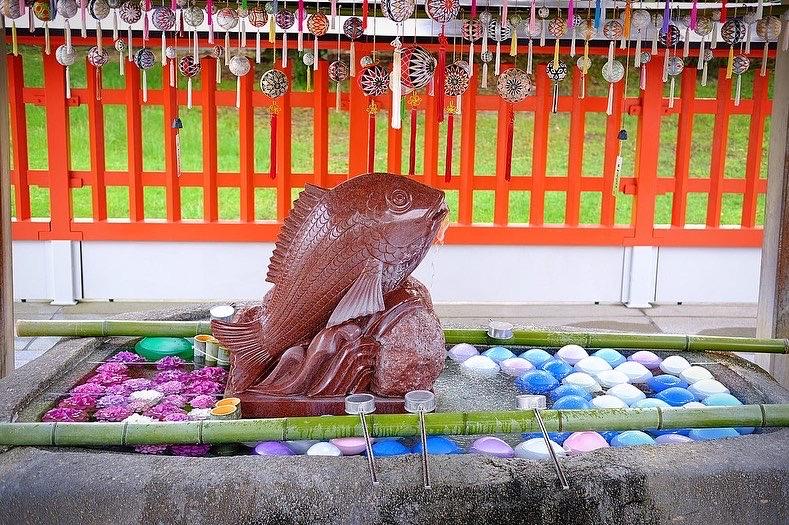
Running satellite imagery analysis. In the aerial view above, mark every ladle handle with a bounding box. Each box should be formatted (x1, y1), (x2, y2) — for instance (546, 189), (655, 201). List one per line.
(359, 412), (379, 485)
(418, 410), (432, 489)
(533, 408), (569, 490)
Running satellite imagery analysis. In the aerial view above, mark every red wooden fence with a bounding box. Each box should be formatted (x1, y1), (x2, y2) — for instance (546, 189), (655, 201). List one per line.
(7, 34), (773, 247)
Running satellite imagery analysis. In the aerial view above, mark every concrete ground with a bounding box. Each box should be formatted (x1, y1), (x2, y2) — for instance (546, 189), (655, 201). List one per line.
(11, 301), (758, 369)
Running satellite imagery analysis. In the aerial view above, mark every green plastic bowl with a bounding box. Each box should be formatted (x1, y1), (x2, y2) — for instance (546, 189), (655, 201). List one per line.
(134, 337), (194, 362)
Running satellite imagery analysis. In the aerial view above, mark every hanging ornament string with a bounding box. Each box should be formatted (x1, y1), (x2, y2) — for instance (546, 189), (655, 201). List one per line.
(720, 0), (727, 24)
(407, 93), (420, 176)
(260, 69), (288, 179)
(443, 62), (469, 182)
(172, 116), (183, 177)
(391, 37), (403, 129)
(362, 0), (369, 30)
(690, 0), (698, 30)
(497, 68), (530, 181)
(436, 31), (448, 123)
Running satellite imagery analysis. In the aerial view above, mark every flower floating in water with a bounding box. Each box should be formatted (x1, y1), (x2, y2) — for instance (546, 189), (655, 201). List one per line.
(161, 394), (188, 408)
(96, 362), (129, 375)
(156, 356), (188, 371)
(123, 378), (153, 392)
(162, 413), (189, 422)
(130, 389), (164, 407)
(191, 366), (227, 383)
(58, 394), (97, 411)
(96, 394), (129, 409)
(94, 405), (133, 422)
(70, 383), (106, 397)
(43, 407), (89, 422)
(134, 445), (168, 455)
(187, 408), (212, 420)
(188, 394), (216, 409)
(125, 400), (150, 413)
(108, 351), (146, 363)
(144, 403), (186, 421)
(184, 380), (223, 396)
(152, 370), (190, 384)
(155, 381), (184, 395)
(170, 444), (211, 457)
(123, 414), (156, 424)
(104, 384), (133, 397)
(88, 373), (128, 386)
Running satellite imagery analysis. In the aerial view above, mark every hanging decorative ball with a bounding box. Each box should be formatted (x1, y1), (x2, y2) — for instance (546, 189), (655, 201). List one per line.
(711, 10), (721, 23)
(247, 5), (268, 28)
(275, 8), (295, 30)
(360, 55), (374, 68)
(631, 9), (651, 32)
(133, 47), (156, 70)
(579, 19), (595, 40)
(1, 0), (22, 18)
(400, 46), (436, 90)
(537, 6), (549, 20)
(88, 0), (110, 20)
(55, 44), (77, 67)
(489, 19), (513, 42)
(178, 54), (201, 77)
(164, 45), (177, 60)
(307, 12), (329, 37)
(478, 11), (492, 26)
(229, 55), (251, 77)
(639, 51), (652, 65)
(424, 0), (459, 24)
(328, 60), (350, 82)
(343, 16), (364, 40)
(381, 0), (415, 24)
(302, 51), (315, 67)
(497, 68), (531, 103)
(480, 50), (493, 63)
(264, 2), (277, 15)
(721, 18), (747, 45)
(212, 46), (224, 59)
(602, 60), (625, 83)
(756, 16), (782, 41)
(88, 46), (111, 67)
(510, 14), (523, 29)
(260, 69), (289, 98)
(732, 54), (751, 75)
(237, 6), (249, 19)
(152, 6), (176, 31)
(651, 13), (663, 30)
(546, 60), (568, 82)
(603, 19), (624, 40)
(175, 0), (189, 8)
(576, 55), (591, 72)
(119, 1), (143, 24)
(114, 39), (128, 55)
(568, 14), (583, 31)
(548, 17), (567, 38)
(666, 56), (685, 77)
(217, 7), (239, 31)
(742, 11), (759, 27)
(183, 6), (205, 28)
(358, 64), (390, 97)
(57, 0), (78, 19)
(462, 19), (483, 42)
(444, 62), (470, 96)
(694, 18), (713, 37)
(659, 24), (681, 47)
(32, 0), (52, 21)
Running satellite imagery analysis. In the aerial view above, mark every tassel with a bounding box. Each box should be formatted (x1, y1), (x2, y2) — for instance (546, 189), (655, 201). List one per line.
(594, 0), (602, 30)
(44, 22), (50, 55)
(540, 18), (546, 47)
(362, 0), (368, 30)
(169, 57), (174, 86)
(331, 0), (337, 29)
(456, 95), (461, 115)
(527, 39), (533, 74)
(735, 74), (742, 106)
(12, 20), (18, 56)
(306, 66), (311, 91)
(282, 32), (288, 67)
(335, 83), (341, 111)
(270, 110), (278, 179)
(143, 0), (150, 41)
(683, 26), (690, 57)
(224, 31), (230, 65)
(161, 32), (167, 66)
(580, 68), (586, 98)
(529, 0), (537, 34)
(313, 35), (318, 72)
(471, 0), (477, 19)
(408, 104), (417, 176)
(690, 0), (698, 30)
(551, 82), (558, 113)
(553, 37), (560, 70)
(65, 65), (71, 99)
(502, 0), (508, 28)
(241, 19), (247, 48)
(350, 40), (356, 76)
(236, 76), (241, 108)
(81, 0), (87, 37)
(726, 45), (734, 79)
(697, 35), (705, 70)
(367, 104), (376, 171)
(623, 0), (632, 38)
(702, 59), (709, 86)
(482, 62), (488, 88)
(651, 20), (658, 54)
(256, 29), (261, 63)
(28, 7), (34, 34)
(504, 104), (514, 181)
(662, 49), (669, 83)
(607, 82), (614, 115)
(216, 56), (221, 83)
(745, 21), (752, 54)
(661, 1), (670, 35)
(761, 42), (769, 77)
(755, 0), (763, 20)
(635, 27), (642, 66)
(468, 41), (475, 76)
(297, 0), (304, 51)
(783, 19), (789, 51)
(207, 0), (214, 43)
(570, 19), (576, 57)
(640, 62), (647, 89)
(97, 66), (103, 101)
(142, 69), (148, 103)
(444, 111), (454, 182)
(568, 0), (574, 31)
(436, 32), (447, 123)
(668, 76), (676, 108)
(495, 40), (501, 75)
(112, 10), (118, 41)
(510, 27), (517, 57)
(392, 40), (402, 129)
(711, 19), (718, 49)
(720, 0), (727, 24)
(268, 13), (275, 43)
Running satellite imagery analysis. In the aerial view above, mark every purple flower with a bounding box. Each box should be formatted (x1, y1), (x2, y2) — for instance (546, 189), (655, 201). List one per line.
(58, 394), (97, 411)
(70, 383), (106, 397)
(94, 405), (133, 422)
(105, 384), (133, 397)
(96, 394), (129, 409)
(96, 362), (129, 375)
(144, 403), (186, 421)
(108, 351), (146, 363)
(134, 445), (168, 455)
(123, 378), (153, 392)
(191, 367), (228, 383)
(170, 444), (211, 457)
(152, 370), (190, 384)
(126, 400), (150, 413)
(155, 381), (184, 395)
(43, 407), (88, 422)
(161, 394), (188, 408)
(188, 394), (216, 410)
(156, 356), (188, 371)
(184, 380), (223, 396)
(163, 413), (189, 422)
(88, 373), (127, 386)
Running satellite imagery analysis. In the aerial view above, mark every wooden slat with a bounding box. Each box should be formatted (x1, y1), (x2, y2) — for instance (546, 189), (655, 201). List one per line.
(458, 78), (477, 225)
(313, 60), (329, 186)
(706, 68), (732, 228)
(530, 63), (550, 226)
(239, 70), (255, 222)
(670, 67), (697, 227)
(741, 70), (769, 228)
(86, 58), (107, 221)
(7, 55), (30, 221)
(566, 70), (585, 226)
(125, 65), (144, 222)
(201, 59), (218, 222)
(601, 78), (624, 227)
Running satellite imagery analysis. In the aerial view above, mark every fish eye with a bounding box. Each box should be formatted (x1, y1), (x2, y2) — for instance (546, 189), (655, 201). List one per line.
(386, 189), (413, 214)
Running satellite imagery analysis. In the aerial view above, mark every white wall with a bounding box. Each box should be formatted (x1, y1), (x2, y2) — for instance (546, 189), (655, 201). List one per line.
(11, 240), (762, 305)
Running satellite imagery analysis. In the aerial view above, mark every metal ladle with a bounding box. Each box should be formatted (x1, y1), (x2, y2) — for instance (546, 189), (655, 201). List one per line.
(404, 390), (437, 490)
(516, 394), (570, 490)
(344, 393), (379, 485)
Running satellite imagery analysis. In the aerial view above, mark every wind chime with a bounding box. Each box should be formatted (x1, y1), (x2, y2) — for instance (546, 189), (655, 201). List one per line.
(545, 59), (567, 114)
(461, 18), (482, 76)
(134, 47), (156, 102)
(425, 0), (460, 123)
(693, 16), (712, 76)
(260, 69), (290, 179)
(115, 39), (127, 76)
(119, 1), (142, 61)
(602, 18), (623, 113)
(248, 4), (268, 64)
(756, 16), (782, 77)
(523, 15), (541, 74)
(90, 0), (111, 52)
(32, 0), (52, 54)
(229, 55), (252, 108)
(275, 7), (296, 67)
(357, 64), (391, 172)
(55, 44), (77, 99)
(658, 21), (680, 84)
(508, 13), (522, 58)
(343, 16), (364, 77)
(329, 59), (350, 111)
(496, 68), (531, 181)
(443, 62), (470, 182)
(217, 6), (239, 65)
(183, 5), (205, 70)
(3, 0), (23, 56)
(152, 6), (176, 66)
(666, 55), (684, 109)
(547, 14), (566, 70)
(400, 45), (435, 175)
(721, 17), (747, 79)
(631, 9), (650, 67)
(732, 54), (750, 106)
(489, 16), (511, 77)
(307, 10), (329, 75)
(88, 45), (111, 99)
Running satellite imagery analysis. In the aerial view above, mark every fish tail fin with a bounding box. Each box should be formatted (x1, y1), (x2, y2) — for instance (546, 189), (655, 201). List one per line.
(211, 319), (273, 394)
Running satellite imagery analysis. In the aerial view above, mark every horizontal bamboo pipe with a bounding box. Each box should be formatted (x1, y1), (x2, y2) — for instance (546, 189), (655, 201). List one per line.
(0, 405), (787, 447)
(14, 320), (789, 354)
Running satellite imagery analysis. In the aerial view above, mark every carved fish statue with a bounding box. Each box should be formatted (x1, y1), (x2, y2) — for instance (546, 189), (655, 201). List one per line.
(212, 172), (449, 394)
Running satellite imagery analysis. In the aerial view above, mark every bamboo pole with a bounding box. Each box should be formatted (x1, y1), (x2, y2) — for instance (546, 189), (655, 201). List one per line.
(0, 15), (15, 378)
(0, 405), (786, 447)
(14, 320), (789, 354)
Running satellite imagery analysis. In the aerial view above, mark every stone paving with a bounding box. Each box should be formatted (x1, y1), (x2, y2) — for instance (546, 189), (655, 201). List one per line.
(11, 301), (758, 370)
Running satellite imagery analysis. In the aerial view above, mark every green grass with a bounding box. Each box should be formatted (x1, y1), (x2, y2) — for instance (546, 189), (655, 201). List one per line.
(10, 45), (772, 226)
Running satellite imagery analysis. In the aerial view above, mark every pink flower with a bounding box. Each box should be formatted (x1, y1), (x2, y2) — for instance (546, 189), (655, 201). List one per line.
(96, 362), (129, 375)
(170, 444), (211, 457)
(191, 367), (228, 383)
(96, 394), (129, 408)
(108, 351), (146, 363)
(153, 370), (190, 384)
(122, 378), (153, 392)
(188, 394), (216, 409)
(156, 356), (188, 371)
(43, 408), (89, 422)
(144, 403), (186, 421)
(126, 400), (149, 413)
(134, 445), (168, 455)
(58, 394), (97, 411)
(94, 405), (133, 422)
(70, 383), (106, 397)
(184, 380), (223, 396)
(155, 381), (184, 395)
(88, 373), (127, 386)
(163, 413), (189, 422)
(105, 384), (133, 397)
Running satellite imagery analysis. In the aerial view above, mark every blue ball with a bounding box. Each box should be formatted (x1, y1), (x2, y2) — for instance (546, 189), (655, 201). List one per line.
(688, 428), (740, 441)
(611, 430), (656, 448)
(372, 439), (410, 457)
(483, 346), (515, 363)
(519, 349), (554, 367)
(521, 431), (572, 445)
(702, 393), (742, 406)
(411, 436), (462, 455)
(646, 374), (689, 393)
(552, 395), (592, 410)
(593, 348), (626, 368)
(540, 359), (575, 381)
(549, 384), (593, 402)
(515, 370), (559, 394)
(646, 428), (691, 437)
(599, 430), (620, 443)
(655, 387), (696, 407)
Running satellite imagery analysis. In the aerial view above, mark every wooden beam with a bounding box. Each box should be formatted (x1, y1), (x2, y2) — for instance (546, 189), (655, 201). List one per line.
(0, 22), (15, 377)
(756, 47), (789, 388)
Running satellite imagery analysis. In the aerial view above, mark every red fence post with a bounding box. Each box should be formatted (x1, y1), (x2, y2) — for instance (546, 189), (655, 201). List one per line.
(125, 65), (144, 222)
(313, 60), (329, 187)
(494, 96), (510, 226)
(7, 55), (30, 221)
(239, 70), (255, 222)
(671, 67), (697, 227)
(742, 70), (770, 228)
(423, 93), (438, 186)
(276, 66), (293, 220)
(530, 63), (550, 226)
(706, 68), (732, 228)
(201, 58), (219, 222)
(601, 78), (625, 226)
(458, 78), (477, 225)
(348, 45), (369, 178)
(566, 70), (585, 226)
(86, 58), (107, 222)
(163, 67), (181, 223)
